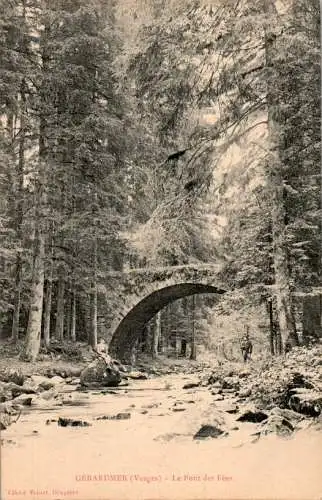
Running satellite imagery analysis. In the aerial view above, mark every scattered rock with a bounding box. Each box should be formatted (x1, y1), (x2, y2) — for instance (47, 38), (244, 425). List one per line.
(260, 415), (294, 437)
(96, 413), (131, 420)
(0, 405), (21, 429)
(210, 387), (222, 395)
(270, 407), (305, 424)
(223, 376), (240, 390)
(208, 373), (221, 385)
(193, 425), (224, 440)
(172, 407), (186, 412)
(21, 382), (38, 394)
(288, 388), (321, 417)
(32, 397), (61, 409)
(0, 368), (24, 386)
(48, 367), (82, 379)
(39, 380), (55, 391)
(239, 369), (251, 379)
(29, 375), (53, 388)
(127, 371), (148, 380)
(80, 358), (121, 388)
(245, 346), (322, 410)
(12, 394), (33, 406)
(69, 367), (83, 377)
(142, 403), (160, 409)
(0, 382), (12, 402)
(237, 410), (268, 423)
(61, 393), (89, 406)
(212, 394), (224, 401)
(39, 389), (58, 400)
(50, 376), (65, 385)
(223, 404), (239, 414)
(115, 412), (131, 420)
(183, 382), (200, 389)
(210, 381), (222, 389)
(222, 388), (236, 394)
(58, 417), (91, 427)
(0, 401), (14, 414)
(1, 381), (36, 398)
(238, 387), (252, 398)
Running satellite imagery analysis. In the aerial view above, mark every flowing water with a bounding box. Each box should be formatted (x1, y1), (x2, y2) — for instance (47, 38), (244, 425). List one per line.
(1, 374), (321, 500)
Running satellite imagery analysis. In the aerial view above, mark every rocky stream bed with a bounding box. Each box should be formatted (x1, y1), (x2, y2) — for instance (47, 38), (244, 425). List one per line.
(1, 346), (322, 500)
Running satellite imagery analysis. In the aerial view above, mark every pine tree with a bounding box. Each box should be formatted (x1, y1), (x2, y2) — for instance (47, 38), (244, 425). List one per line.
(124, 0), (320, 352)
(15, 0), (130, 359)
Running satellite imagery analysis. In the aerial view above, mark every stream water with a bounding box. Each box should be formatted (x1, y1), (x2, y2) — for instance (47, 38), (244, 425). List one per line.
(1, 374), (321, 500)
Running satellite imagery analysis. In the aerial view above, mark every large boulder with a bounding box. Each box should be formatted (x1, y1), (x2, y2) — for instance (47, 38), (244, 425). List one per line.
(1, 381), (36, 399)
(260, 415), (294, 437)
(29, 375), (55, 391)
(80, 358), (122, 388)
(12, 394), (33, 406)
(193, 425), (225, 440)
(237, 409), (268, 423)
(288, 388), (322, 417)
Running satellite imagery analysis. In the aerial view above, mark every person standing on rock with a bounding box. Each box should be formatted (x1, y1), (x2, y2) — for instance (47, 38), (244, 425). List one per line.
(240, 330), (253, 363)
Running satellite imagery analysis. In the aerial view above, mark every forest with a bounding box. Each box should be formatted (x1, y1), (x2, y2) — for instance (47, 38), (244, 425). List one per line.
(0, 0), (321, 363)
(0, 3), (322, 498)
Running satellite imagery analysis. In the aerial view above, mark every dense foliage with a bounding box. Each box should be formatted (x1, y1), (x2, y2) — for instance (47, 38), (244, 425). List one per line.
(0, 0), (320, 360)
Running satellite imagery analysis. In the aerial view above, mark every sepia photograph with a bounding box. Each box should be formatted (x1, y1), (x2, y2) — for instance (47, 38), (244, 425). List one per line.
(0, 1), (321, 499)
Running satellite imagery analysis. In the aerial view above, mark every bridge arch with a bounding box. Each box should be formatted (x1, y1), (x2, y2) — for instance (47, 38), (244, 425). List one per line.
(108, 282), (226, 362)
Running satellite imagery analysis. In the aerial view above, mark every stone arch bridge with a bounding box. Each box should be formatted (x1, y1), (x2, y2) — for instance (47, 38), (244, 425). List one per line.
(103, 264), (226, 362)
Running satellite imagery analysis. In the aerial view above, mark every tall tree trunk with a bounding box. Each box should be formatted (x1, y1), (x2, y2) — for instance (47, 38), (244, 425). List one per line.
(65, 286), (72, 341)
(268, 299), (275, 355)
(70, 289), (77, 342)
(146, 322), (152, 353)
(20, 10), (48, 361)
(264, 15), (299, 352)
(21, 224), (45, 361)
(181, 296), (189, 357)
(275, 329), (282, 355)
(55, 273), (65, 341)
(152, 310), (161, 359)
(43, 228), (54, 349)
(11, 256), (22, 343)
(270, 175), (298, 350)
(190, 295), (197, 360)
(90, 284), (98, 349)
(89, 234), (98, 350)
(43, 276), (53, 350)
(158, 313), (166, 354)
(11, 76), (26, 342)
